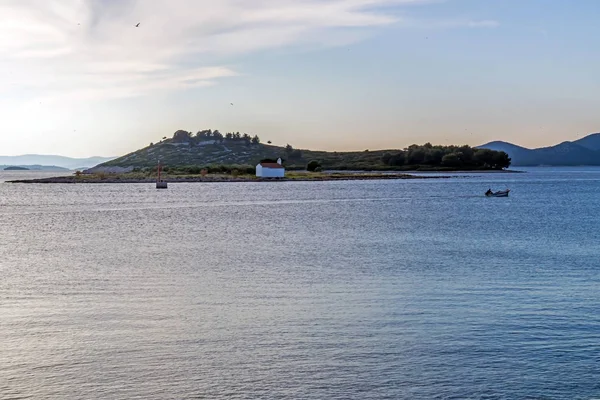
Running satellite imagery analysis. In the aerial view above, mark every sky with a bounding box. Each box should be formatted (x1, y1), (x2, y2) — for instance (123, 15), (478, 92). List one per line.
(1, 0), (599, 157)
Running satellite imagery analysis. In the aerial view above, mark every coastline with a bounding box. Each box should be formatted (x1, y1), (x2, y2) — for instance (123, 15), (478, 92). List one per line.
(7, 173), (459, 184)
(323, 169), (523, 174)
(406, 169), (523, 174)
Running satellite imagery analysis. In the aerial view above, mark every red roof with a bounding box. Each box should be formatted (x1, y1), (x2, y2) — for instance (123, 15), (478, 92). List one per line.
(259, 162), (285, 169)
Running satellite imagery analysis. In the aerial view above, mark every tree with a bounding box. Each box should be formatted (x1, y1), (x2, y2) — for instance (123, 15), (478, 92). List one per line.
(267, 141), (272, 144)
(389, 152), (406, 166)
(473, 148), (494, 166)
(225, 132), (233, 140)
(234, 132), (241, 140)
(172, 130), (191, 143)
(424, 148), (444, 165)
(407, 148), (426, 165)
(473, 148), (508, 168)
(442, 152), (462, 167)
(213, 130), (223, 141)
(285, 144), (294, 154)
(187, 166), (201, 175)
(307, 160), (321, 172)
(492, 151), (511, 169)
(251, 135), (260, 144)
(381, 152), (392, 165)
(458, 145), (474, 164)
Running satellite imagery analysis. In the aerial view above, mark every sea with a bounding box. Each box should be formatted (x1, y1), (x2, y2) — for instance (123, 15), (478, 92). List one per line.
(1, 167), (599, 399)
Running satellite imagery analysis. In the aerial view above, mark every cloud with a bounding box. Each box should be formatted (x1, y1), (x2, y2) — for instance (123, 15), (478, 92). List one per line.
(401, 17), (500, 29)
(1, 0), (422, 102)
(0, 0), (494, 103)
(467, 20), (500, 28)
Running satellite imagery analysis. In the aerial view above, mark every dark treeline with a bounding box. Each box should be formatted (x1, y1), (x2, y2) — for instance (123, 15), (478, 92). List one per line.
(381, 143), (511, 169)
(168, 129), (261, 145)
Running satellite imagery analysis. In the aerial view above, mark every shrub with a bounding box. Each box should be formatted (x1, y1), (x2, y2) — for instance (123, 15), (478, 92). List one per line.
(307, 160), (321, 172)
(388, 152), (406, 166)
(187, 166), (201, 175)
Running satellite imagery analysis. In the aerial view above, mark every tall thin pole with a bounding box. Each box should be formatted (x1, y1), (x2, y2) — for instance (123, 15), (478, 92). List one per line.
(157, 161), (161, 182)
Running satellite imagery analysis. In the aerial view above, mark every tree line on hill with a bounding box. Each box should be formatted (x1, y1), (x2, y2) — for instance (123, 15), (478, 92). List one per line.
(380, 144), (511, 169)
(161, 129), (261, 146)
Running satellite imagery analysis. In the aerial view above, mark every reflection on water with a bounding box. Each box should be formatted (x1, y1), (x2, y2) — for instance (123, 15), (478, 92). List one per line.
(1, 168), (599, 399)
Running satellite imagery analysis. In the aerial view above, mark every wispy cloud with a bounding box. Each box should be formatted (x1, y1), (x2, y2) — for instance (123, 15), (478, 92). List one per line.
(402, 18), (501, 29)
(467, 19), (500, 28)
(0, 0), (495, 103)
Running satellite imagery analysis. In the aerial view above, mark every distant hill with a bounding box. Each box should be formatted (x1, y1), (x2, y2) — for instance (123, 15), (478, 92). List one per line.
(98, 129), (510, 171)
(0, 164), (70, 172)
(0, 155), (116, 170)
(573, 133), (600, 151)
(478, 133), (600, 166)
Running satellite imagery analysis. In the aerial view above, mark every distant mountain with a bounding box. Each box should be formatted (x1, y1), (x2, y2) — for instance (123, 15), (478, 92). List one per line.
(0, 164), (71, 172)
(478, 133), (600, 166)
(573, 133), (600, 151)
(0, 155), (116, 170)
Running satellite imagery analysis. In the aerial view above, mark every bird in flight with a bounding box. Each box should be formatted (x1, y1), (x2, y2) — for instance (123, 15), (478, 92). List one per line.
(230, 103), (234, 106)
(135, 23), (140, 27)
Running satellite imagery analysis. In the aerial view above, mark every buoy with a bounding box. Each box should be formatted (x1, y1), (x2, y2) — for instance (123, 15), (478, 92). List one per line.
(156, 161), (168, 189)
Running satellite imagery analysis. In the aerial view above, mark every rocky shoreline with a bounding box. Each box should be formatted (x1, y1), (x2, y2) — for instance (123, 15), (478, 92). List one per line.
(8, 173), (456, 184)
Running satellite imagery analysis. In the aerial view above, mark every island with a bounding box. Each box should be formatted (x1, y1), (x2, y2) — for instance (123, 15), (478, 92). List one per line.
(8, 129), (513, 184)
(97, 129), (511, 171)
(4, 166), (30, 171)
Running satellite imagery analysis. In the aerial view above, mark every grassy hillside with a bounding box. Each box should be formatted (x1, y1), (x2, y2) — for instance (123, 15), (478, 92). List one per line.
(99, 130), (510, 171)
(102, 140), (286, 167)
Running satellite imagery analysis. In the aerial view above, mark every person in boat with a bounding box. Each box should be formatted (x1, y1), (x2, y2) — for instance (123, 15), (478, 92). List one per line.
(485, 188), (492, 195)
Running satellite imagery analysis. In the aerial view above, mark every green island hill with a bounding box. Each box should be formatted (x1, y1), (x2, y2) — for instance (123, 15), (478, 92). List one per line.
(9, 129), (512, 183)
(101, 129), (511, 171)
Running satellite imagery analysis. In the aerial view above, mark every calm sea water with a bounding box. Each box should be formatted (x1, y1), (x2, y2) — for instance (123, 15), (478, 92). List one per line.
(1, 168), (599, 399)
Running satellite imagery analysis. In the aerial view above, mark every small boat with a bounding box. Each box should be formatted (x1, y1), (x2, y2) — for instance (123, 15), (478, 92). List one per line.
(485, 189), (510, 197)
